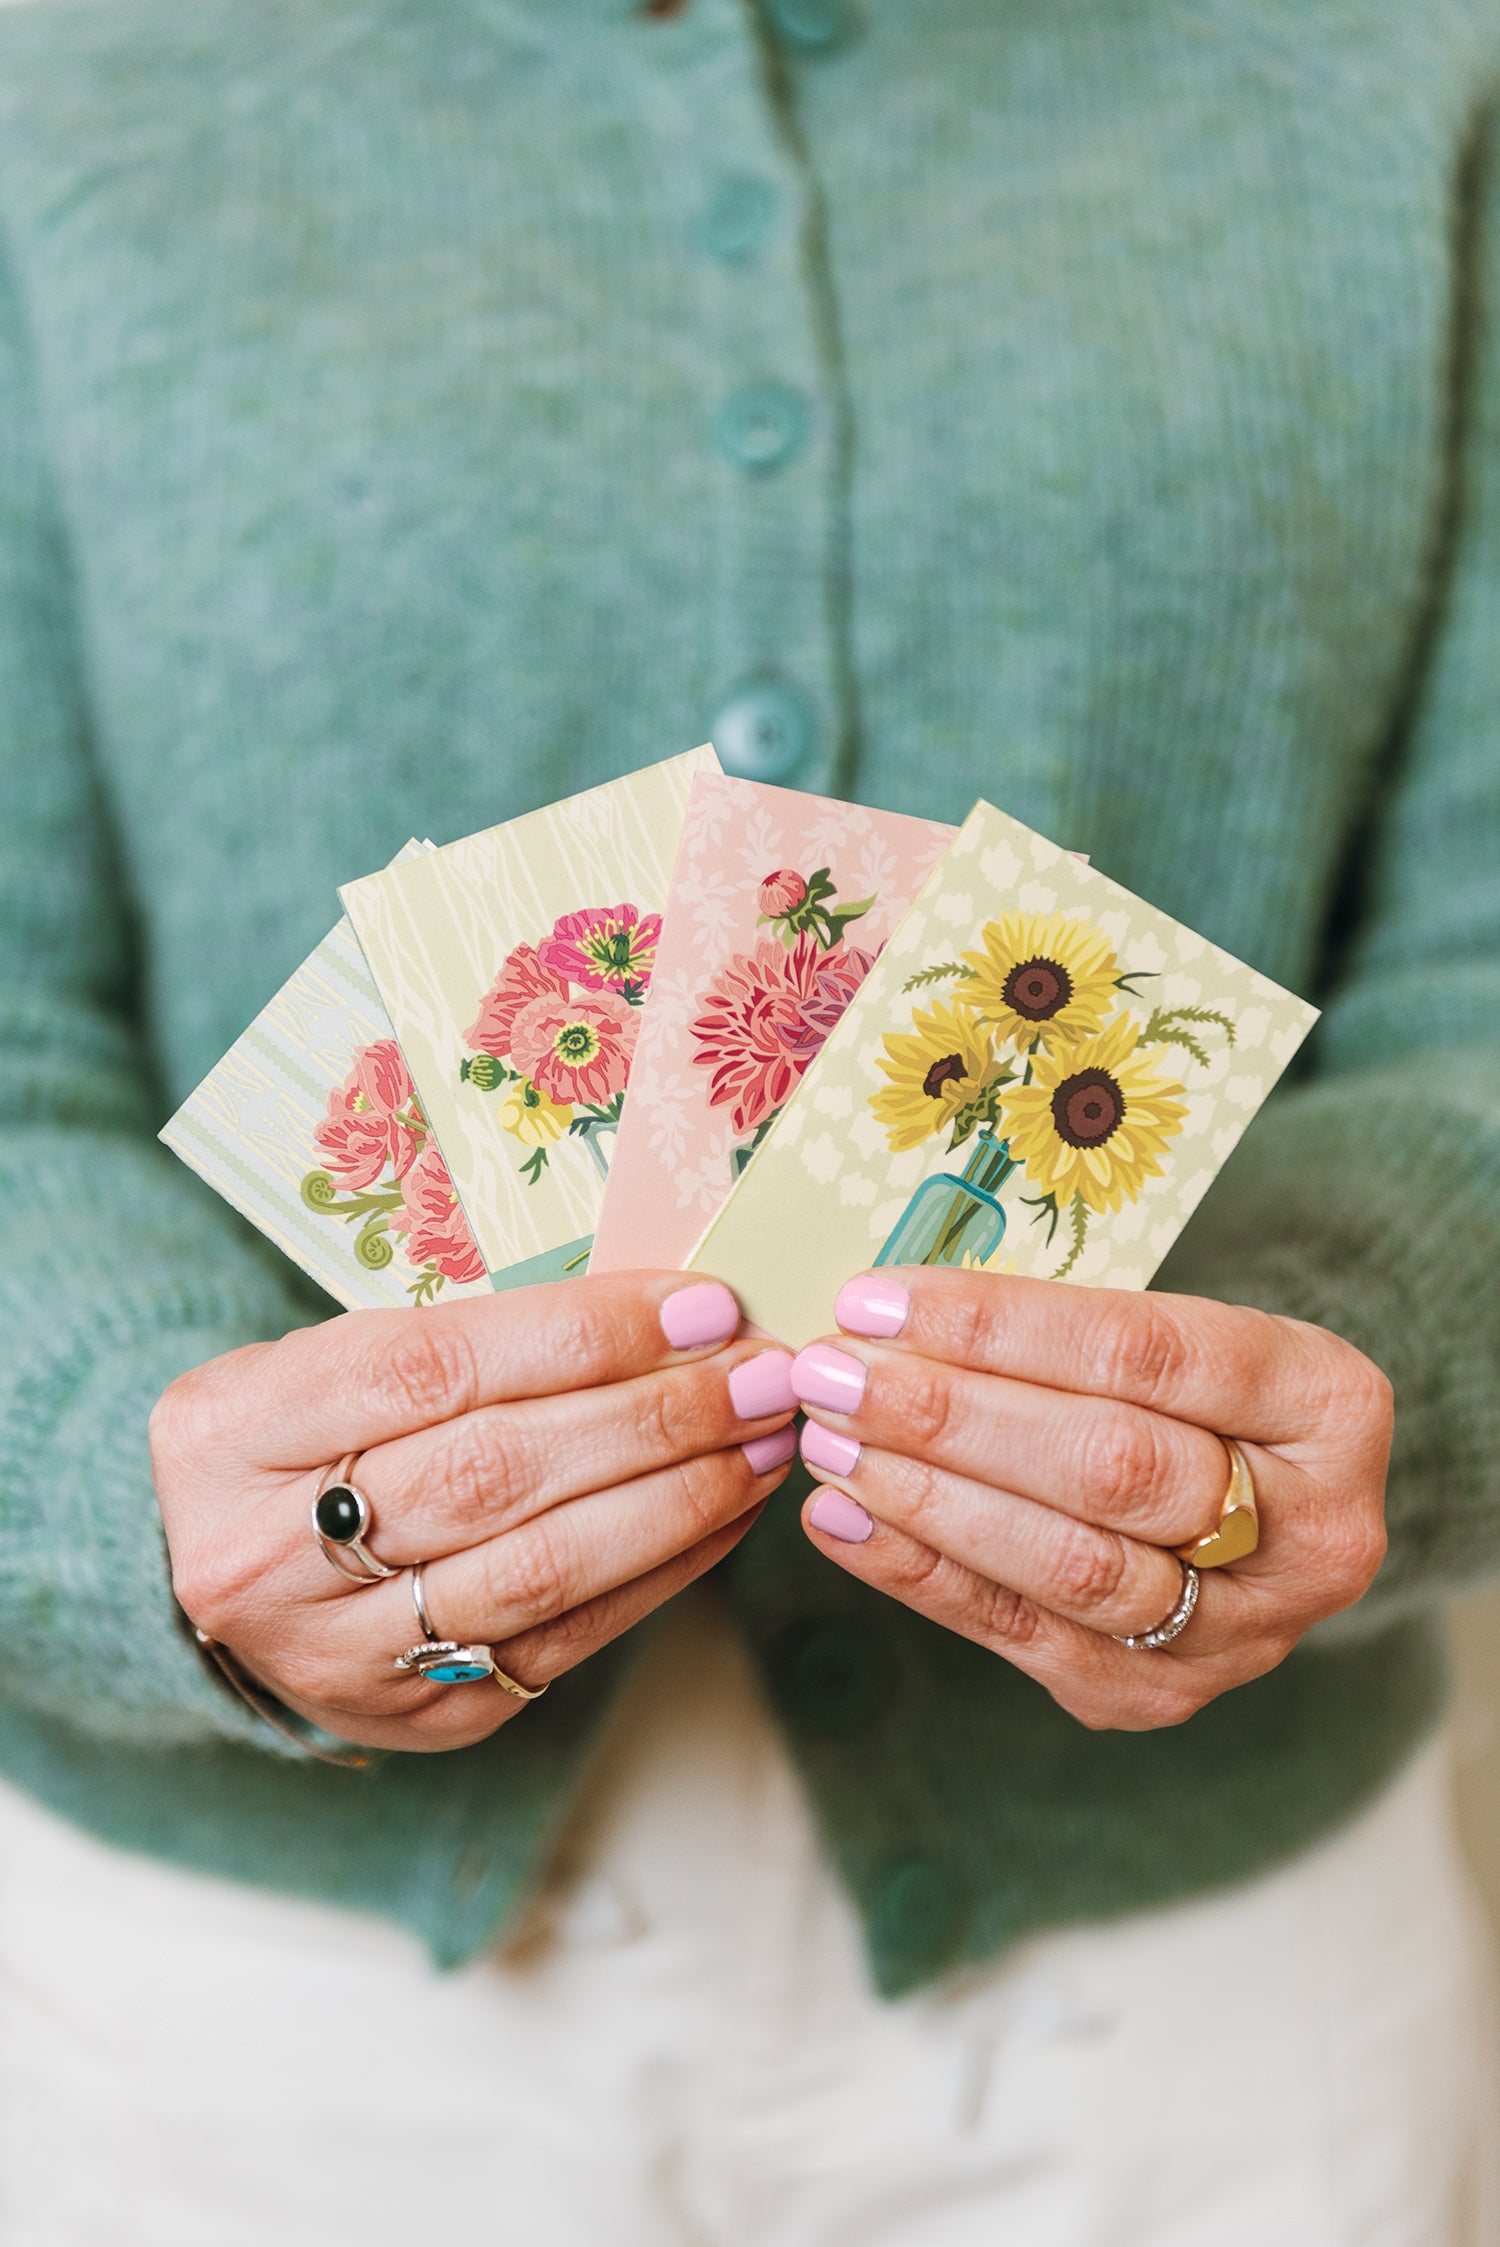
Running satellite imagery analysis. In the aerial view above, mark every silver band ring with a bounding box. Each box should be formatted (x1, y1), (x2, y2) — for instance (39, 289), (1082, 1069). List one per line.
(312, 1455), (398, 1583)
(1115, 1562), (1200, 1652)
(411, 1563), (439, 1643)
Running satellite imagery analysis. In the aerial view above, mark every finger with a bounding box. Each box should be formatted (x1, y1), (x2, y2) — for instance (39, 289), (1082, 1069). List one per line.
(799, 1496), (1289, 1733)
(829, 1268), (1344, 1445)
(792, 1335), (1242, 1548)
(798, 1433), (1192, 1639)
(276, 1504), (768, 1755)
(191, 1273), (751, 1467)
(338, 1339), (797, 1565)
(372, 1437), (797, 1651)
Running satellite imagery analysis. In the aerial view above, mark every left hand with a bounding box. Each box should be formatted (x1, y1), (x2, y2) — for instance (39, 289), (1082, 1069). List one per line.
(788, 1269), (1392, 1731)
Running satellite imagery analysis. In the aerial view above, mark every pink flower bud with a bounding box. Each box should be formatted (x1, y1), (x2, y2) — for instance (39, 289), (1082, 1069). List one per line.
(758, 869), (807, 917)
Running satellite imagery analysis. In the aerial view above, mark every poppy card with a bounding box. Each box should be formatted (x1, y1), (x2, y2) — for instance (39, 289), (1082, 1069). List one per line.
(339, 749), (717, 1287)
(589, 772), (955, 1274)
(685, 800), (1320, 1346)
(160, 846), (491, 1312)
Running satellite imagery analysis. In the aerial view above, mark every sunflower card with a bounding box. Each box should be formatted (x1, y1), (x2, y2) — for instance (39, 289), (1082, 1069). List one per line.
(160, 846), (491, 1313)
(339, 749), (718, 1288)
(589, 774), (955, 1275)
(684, 800), (1319, 1346)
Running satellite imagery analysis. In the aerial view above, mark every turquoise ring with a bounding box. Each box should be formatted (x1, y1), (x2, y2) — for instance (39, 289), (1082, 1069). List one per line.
(395, 1639), (496, 1686)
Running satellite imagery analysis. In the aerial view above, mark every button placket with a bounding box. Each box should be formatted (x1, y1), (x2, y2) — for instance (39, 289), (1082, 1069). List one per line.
(644, 1), (841, 793)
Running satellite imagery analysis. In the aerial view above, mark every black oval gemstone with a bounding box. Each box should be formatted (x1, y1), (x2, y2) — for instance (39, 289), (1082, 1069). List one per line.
(315, 1486), (364, 1544)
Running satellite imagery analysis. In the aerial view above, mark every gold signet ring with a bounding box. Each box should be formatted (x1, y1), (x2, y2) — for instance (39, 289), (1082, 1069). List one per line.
(1176, 1439), (1259, 1569)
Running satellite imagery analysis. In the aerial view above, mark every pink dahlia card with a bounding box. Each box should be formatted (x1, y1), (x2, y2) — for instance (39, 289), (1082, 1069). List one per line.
(588, 775), (955, 1274)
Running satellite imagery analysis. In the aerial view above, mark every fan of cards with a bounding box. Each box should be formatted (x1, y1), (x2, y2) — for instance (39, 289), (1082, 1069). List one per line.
(163, 749), (1317, 1347)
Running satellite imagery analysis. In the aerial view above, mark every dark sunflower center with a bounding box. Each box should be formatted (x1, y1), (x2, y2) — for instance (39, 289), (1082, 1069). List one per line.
(1051, 1066), (1123, 1148)
(1003, 956), (1073, 1022)
(922, 1053), (969, 1099)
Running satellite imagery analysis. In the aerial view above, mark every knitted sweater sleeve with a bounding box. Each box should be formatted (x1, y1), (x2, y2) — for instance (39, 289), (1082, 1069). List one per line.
(0, 244), (315, 1751)
(1158, 132), (1500, 1636)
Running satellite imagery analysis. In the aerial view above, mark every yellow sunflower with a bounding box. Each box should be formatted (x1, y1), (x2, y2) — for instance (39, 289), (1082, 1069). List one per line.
(961, 911), (1120, 1054)
(871, 997), (1002, 1152)
(999, 1012), (1187, 1215)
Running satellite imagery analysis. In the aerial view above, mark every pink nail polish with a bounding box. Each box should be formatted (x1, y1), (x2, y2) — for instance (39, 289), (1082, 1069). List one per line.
(729, 1350), (797, 1421)
(808, 1489), (874, 1544)
(791, 1342), (868, 1414)
(801, 1420), (862, 1477)
(659, 1281), (740, 1350)
(742, 1423), (799, 1474)
(834, 1274), (910, 1338)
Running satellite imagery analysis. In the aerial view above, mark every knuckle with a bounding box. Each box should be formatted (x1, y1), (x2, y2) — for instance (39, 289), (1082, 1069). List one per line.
(372, 1319), (479, 1427)
(641, 1368), (712, 1459)
(483, 1522), (569, 1628)
(1048, 1526), (1129, 1617)
(434, 1416), (534, 1534)
(895, 1360), (959, 1454)
(975, 1578), (1044, 1652)
(1081, 1410), (1165, 1525)
(669, 1450), (737, 1538)
(1093, 1298), (1191, 1409)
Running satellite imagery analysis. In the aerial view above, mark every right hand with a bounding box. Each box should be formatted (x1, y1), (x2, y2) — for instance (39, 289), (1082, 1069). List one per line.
(151, 1274), (797, 1752)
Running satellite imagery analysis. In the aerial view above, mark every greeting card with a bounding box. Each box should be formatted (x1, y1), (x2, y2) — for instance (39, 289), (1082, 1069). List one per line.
(340, 749), (718, 1287)
(686, 801), (1319, 1345)
(160, 846), (490, 1312)
(589, 773), (955, 1274)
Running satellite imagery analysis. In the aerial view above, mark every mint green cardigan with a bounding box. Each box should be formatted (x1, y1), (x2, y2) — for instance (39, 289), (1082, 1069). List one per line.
(0, 0), (1495, 1997)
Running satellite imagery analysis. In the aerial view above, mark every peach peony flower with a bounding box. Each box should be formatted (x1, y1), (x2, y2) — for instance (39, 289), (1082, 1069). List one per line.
(314, 1038), (422, 1188)
(465, 944), (568, 1061)
(541, 903), (661, 998)
(758, 869), (807, 917)
(508, 990), (639, 1108)
(691, 934), (878, 1137)
(392, 1144), (486, 1286)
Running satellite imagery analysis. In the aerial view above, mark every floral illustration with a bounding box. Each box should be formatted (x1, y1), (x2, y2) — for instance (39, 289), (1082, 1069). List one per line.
(691, 866), (881, 1169)
(301, 1039), (485, 1304)
(461, 901), (652, 1183)
(874, 910), (1234, 1277)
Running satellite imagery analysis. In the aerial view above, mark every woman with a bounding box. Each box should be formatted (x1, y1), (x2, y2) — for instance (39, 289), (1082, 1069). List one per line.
(0, 0), (1495, 2237)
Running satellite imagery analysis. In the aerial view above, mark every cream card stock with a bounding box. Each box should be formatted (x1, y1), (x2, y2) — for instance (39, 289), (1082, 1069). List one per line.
(340, 750), (717, 1287)
(686, 800), (1319, 1345)
(161, 846), (490, 1312)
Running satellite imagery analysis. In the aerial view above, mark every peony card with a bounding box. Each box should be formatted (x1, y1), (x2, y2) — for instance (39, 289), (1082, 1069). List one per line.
(685, 800), (1319, 1346)
(160, 846), (490, 1313)
(589, 774), (955, 1274)
(340, 749), (718, 1287)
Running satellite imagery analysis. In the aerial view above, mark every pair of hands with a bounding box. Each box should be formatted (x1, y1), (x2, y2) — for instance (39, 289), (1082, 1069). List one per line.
(153, 1267), (1391, 1752)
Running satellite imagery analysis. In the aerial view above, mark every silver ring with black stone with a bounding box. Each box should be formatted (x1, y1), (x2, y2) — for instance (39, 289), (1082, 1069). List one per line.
(312, 1454), (398, 1584)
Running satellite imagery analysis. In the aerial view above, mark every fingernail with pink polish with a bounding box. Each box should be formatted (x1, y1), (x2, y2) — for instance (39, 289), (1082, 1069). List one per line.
(729, 1350), (797, 1421)
(801, 1420), (862, 1477)
(660, 1281), (740, 1351)
(742, 1423), (799, 1474)
(808, 1489), (874, 1545)
(791, 1342), (868, 1415)
(834, 1274), (910, 1338)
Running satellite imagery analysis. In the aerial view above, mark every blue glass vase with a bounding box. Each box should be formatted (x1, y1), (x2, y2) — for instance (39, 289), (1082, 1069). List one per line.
(874, 1131), (1018, 1269)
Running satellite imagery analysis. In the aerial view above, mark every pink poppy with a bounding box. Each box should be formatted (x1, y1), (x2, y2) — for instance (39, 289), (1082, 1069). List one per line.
(758, 869), (807, 917)
(465, 944), (568, 1061)
(392, 1144), (486, 1287)
(509, 990), (639, 1107)
(690, 935), (879, 1136)
(541, 902), (661, 997)
(314, 1038), (422, 1188)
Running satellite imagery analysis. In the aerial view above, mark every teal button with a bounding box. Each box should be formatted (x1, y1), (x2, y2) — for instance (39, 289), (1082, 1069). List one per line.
(712, 380), (809, 475)
(699, 174), (777, 264)
(764, 0), (854, 52)
(871, 1857), (969, 1987)
(711, 679), (817, 781)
